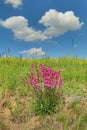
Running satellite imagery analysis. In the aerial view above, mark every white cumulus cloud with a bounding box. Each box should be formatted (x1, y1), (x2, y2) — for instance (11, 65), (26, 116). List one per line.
(0, 9), (84, 42)
(0, 16), (47, 41)
(39, 9), (84, 38)
(20, 48), (45, 56)
(4, 0), (22, 8)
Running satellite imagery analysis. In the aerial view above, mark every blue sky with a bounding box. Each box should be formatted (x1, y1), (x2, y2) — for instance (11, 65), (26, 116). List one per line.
(0, 0), (87, 58)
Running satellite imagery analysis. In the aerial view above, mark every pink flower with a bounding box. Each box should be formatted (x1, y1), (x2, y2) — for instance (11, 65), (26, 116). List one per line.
(21, 64), (64, 91)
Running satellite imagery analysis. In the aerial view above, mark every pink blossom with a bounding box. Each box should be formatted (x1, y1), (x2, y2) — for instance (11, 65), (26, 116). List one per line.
(21, 64), (64, 91)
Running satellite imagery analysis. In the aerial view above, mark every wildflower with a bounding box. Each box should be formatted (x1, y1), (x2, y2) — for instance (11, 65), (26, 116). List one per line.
(27, 64), (64, 90)
(20, 64), (64, 115)
(21, 64), (63, 90)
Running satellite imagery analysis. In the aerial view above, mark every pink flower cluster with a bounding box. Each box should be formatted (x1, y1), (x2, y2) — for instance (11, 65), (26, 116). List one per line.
(28, 64), (64, 90)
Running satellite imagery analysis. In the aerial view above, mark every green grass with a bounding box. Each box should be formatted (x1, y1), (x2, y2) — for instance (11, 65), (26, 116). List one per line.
(0, 56), (87, 130)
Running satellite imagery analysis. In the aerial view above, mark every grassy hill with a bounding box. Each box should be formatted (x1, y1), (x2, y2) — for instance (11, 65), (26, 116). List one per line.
(0, 57), (87, 130)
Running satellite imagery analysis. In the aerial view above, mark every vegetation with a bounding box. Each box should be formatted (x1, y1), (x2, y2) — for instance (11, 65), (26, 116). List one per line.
(0, 56), (87, 130)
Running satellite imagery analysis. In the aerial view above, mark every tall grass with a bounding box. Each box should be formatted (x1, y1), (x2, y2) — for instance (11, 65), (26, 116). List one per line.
(0, 56), (87, 130)
(0, 56), (87, 94)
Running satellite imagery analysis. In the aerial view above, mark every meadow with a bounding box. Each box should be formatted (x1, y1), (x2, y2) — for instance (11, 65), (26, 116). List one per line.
(0, 56), (87, 130)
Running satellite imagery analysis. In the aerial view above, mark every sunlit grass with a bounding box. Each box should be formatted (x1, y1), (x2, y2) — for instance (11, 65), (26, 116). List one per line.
(0, 56), (87, 130)
(0, 56), (87, 93)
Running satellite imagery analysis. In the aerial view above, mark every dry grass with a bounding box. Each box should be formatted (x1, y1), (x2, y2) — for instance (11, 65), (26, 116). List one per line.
(0, 57), (87, 130)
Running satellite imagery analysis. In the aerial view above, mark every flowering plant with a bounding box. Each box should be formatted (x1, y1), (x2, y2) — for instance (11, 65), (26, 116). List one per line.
(20, 64), (64, 115)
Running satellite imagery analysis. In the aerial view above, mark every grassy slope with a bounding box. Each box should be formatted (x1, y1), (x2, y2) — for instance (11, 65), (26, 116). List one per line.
(0, 57), (87, 130)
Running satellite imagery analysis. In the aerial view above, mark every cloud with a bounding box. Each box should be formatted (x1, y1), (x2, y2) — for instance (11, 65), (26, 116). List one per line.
(20, 48), (45, 56)
(39, 9), (84, 38)
(0, 9), (84, 42)
(4, 0), (22, 8)
(0, 16), (47, 41)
